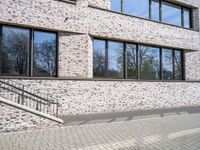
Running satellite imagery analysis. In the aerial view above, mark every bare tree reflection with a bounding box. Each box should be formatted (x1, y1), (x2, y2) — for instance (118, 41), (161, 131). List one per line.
(2, 30), (29, 75)
(34, 40), (56, 76)
(93, 48), (106, 76)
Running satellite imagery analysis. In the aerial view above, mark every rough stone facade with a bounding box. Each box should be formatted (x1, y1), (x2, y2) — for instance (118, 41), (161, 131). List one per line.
(0, 0), (200, 132)
(1, 79), (199, 116)
(0, 103), (59, 133)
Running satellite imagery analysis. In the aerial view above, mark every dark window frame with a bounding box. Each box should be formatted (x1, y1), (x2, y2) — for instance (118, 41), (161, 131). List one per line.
(0, 24), (59, 77)
(111, 0), (192, 29)
(93, 38), (185, 80)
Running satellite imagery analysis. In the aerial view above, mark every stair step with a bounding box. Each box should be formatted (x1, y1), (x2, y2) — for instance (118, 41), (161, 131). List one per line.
(0, 97), (63, 123)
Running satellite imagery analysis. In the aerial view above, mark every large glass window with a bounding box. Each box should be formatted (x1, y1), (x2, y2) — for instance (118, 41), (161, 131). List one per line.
(110, 0), (192, 28)
(162, 49), (173, 80)
(183, 8), (191, 28)
(126, 44), (137, 79)
(0, 25), (57, 77)
(151, 0), (160, 21)
(1, 26), (30, 76)
(93, 39), (184, 80)
(108, 41), (124, 78)
(33, 31), (57, 77)
(111, 0), (121, 12)
(162, 2), (182, 26)
(139, 46), (160, 79)
(124, 0), (149, 18)
(174, 50), (183, 80)
(93, 39), (106, 77)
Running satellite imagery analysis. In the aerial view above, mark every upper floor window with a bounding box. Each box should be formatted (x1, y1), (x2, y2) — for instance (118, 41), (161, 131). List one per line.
(93, 38), (184, 80)
(162, 2), (182, 26)
(110, 0), (192, 28)
(0, 25), (58, 77)
(124, 0), (149, 18)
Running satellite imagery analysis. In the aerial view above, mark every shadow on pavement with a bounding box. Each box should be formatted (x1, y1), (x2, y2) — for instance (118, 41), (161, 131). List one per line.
(59, 105), (200, 126)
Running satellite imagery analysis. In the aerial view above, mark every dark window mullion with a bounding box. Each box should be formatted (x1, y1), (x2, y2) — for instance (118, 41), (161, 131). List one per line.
(181, 7), (184, 27)
(56, 32), (59, 77)
(149, 0), (152, 19)
(172, 49), (175, 80)
(30, 29), (34, 76)
(136, 44), (140, 79)
(159, 0), (162, 21)
(181, 51), (185, 80)
(105, 40), (109, 77)
(0, 25), (2, 75)
(190, 9), (193, 29)
(160, 48), (163, 80)
(124, 43), (127, 79)
(121, 0), (124, 12)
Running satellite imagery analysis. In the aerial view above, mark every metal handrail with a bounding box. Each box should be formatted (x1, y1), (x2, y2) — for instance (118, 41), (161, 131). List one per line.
(0, 79), (59, 117)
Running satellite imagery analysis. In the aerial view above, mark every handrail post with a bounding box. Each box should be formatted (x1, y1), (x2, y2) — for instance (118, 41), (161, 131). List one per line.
(56, 99), (59, 117)
(21, 85), (25, 105)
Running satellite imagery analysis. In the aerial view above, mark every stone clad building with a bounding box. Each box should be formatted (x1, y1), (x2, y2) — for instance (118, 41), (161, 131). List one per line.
(0, 0), (200, 132)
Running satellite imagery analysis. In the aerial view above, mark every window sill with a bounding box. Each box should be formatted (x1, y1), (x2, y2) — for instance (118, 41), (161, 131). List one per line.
(0, 76), (200, 83)
(88, 5), (199, 32)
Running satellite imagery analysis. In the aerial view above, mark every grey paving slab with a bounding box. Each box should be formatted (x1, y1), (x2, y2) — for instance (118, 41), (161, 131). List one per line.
(1, 113), (200, 150)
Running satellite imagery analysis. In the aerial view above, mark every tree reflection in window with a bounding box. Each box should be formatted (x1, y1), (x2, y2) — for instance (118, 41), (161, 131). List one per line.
(126, 44), (137, 79)
(93, 39), (106, 77)
(33, 31), (56, 77)
(139, 46), (160, 79)
(162, 48), (173, 80)
(1, 26), (29, 75)
(108, 41), (124, 78)
(174, 50), (183, 80)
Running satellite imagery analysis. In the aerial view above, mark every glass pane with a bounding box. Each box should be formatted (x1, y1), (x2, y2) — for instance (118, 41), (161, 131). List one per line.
(124, 0), (149, 18)
(139, 46), (160, 79)
(33, 31), (57, 77)
(1, 26), (29, 75)
(162, 2), (182, 26)
(162, 48), (173, 80)
(126, 44), (137, 79)
(108, 41), (124, 78)
(184, 8), (190, 28)
(174, 50), (183, 80)
(151, 0), (160, 21)
(111, 0), (121, 12)
(93, 39), (106, 77)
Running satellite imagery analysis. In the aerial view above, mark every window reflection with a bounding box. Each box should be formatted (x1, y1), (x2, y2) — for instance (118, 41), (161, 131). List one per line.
(33, 31), (57, 77)
(124, 0), (149, 18)
(1, 26), (29, 76)
(93, 39), (184, 80)
(127, 44), (137, 79)
(183, 9), (190, 28)
(162, 49), (173, 80)
(108, 41), (124, 78)
(162, 2), (182, 26)
(174, 50), (182, 80)
(93, 40), (106, 77)
(111, 0), (121, 12)
(151, 0), (160, 21)
(139, 46), (160, 79)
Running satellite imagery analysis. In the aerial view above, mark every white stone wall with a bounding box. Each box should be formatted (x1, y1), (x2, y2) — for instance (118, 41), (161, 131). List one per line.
(59, 33), (93, 78)
(0, 103), (59, 132)
(7, 79), (200, 116)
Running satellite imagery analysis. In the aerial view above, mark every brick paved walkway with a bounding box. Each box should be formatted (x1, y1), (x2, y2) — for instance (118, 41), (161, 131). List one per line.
(1, 113), (200, 150)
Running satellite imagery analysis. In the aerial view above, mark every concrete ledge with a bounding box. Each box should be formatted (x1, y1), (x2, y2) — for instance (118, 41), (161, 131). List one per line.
(0, 97), (64, 123)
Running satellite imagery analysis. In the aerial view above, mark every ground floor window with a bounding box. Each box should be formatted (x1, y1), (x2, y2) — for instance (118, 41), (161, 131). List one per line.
(0, 25), (58, 77)
(93, 38), (184, 80)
